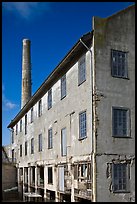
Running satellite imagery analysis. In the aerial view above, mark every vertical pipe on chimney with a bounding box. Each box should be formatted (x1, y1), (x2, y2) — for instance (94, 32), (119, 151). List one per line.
(21, 39), (32, 108)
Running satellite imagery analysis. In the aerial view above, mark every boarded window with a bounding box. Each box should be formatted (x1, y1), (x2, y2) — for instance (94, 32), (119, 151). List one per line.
(111, 50), (128, 78)
(79, 111), (87, 139)
(78, 54), (86, 85)
(48, 89), (52, 110)
(61, 128), (67, 156)
(61, 74), (66, 99)
(112, 163), (129, 192)
(48, 128), (53, 149)
(112, 107), (130, 137)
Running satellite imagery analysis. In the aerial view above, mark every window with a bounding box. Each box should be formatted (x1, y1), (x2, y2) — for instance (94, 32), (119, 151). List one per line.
(61, 74), (66, 99)
(20, 144), (22, 157)
(48, 128), (53, 149)
(11, 129), (14, 144)
(25, 141), (27, 156)
(79, 111), (87, 139)
(38, 100), (42, 117)
(48, 167), (53, 184)
(38, 134), (42, 152)
(112, 107), (130, 137)
(20, 119), (22, 132)
(31, 138), (34, 154)
(48, 89), (52, 110)
(25, 114), (27, 135)
(61, 128), (67, 156)
(31, 107), (33, 123)
(12, 149), (14, 162)
(16, 124), (18, 135)
(111, 50), (128, 78)
(112, 163), (129, 193)
(78, 55), (86, 85)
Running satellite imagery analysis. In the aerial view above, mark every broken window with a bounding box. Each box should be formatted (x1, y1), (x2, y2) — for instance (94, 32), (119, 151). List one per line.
(48, 128), (53, 149)
(31, 138), (34, 154)
(112, 107), (130, 137)
(111, 49), (128, 78)
(38, 134), (42, 152)
(48, 167), (53, 184)
(38, 99), (42, 117)
(74, 162), (91, 181)
(112, 163), (130, 193)
(61, 127), (67, 156)
(61, 74), (66, 99)
(79, 111), (87, 140)
(48, 89), (52, 110)
(78, 54), (86, 85)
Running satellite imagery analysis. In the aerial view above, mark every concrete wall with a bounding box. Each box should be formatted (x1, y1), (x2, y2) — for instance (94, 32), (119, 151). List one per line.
(93, 5), (135, 202)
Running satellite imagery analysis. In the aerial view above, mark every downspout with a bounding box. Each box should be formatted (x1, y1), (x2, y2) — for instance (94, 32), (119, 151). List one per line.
(80, 38), (96, 202)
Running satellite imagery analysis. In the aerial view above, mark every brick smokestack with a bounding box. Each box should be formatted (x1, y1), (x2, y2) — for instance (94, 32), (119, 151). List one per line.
(21, 39), (32, 108)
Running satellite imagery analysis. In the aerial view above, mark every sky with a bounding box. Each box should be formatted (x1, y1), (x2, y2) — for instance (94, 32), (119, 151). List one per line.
(2, 2), (134, 146)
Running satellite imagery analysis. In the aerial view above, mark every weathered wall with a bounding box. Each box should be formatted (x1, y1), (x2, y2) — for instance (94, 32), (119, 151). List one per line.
(2, 163), (17, 191)
(12, 49), (93, 193)
(93, 5), (135, 202)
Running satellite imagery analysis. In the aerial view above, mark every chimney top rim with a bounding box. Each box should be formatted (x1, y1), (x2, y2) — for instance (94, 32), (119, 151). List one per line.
(23, 39), (31, 43)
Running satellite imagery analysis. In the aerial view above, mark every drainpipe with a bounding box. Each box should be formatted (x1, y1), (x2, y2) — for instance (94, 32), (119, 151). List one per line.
(79, 38), (96, 202)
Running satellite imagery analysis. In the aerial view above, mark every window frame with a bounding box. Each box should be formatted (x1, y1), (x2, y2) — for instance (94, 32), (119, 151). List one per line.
(38, 99), (42, 117)
(48, 89), (52, 110)
(61, 127), (67, 156)
(79, 110), (87, 140)
(48, 167), (53, 184)
(25, 141), (27, 156)
(31, 138), (34, 154)
(25, 114), (27, 135)
(78, 54), (86, 86)
(112, 163), (130, 193)
(38, 134), (42, 152)
(31, 107), (34, 123)
(16, 124), (18, 135)
(48, 128), (53, 149)
(61, 74), (66, 99)
(112, 107), (130, 138)
(11, 129), (14, 144)
(111, 49), (128, 79)
(20, 144), (22, 157)
(20, 119), (22, 132)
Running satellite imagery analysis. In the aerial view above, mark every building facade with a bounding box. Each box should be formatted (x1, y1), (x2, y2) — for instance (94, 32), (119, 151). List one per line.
(7, 5), (135, 202)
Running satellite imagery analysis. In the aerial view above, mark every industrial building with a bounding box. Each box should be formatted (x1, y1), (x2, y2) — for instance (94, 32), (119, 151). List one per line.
(6, 5), (135, 202)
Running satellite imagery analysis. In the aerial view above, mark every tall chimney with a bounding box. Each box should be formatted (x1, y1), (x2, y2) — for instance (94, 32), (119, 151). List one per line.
(21, 39), (32, 108)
